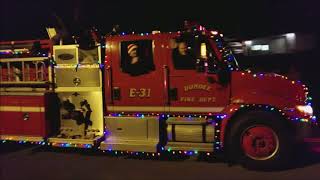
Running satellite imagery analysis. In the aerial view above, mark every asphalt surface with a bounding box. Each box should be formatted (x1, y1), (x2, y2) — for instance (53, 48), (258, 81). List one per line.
(1, 143), (320, 180)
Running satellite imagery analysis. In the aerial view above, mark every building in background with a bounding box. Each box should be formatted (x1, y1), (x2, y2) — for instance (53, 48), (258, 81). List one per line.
(228, 32), (317, 56)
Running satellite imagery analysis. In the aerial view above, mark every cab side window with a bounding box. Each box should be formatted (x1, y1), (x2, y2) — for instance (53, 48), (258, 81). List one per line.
(171, 39), (197, 70)
(171, 37), (220, 73)
(120, 40), (155, 76)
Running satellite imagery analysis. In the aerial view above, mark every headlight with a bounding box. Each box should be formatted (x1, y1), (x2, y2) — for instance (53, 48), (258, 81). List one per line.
(296, 105), (313, 116)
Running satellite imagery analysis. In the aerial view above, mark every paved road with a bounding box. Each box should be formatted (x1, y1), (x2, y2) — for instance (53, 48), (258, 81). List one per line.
(1, 143), (320, 180)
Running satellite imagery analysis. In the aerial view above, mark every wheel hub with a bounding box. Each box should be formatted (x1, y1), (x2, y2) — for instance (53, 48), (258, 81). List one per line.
(241, 126), (279, 160)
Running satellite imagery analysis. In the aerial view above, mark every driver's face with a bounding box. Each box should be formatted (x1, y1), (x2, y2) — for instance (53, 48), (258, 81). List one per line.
(178, 42), (187, 55)
(129, 48), (137, 57)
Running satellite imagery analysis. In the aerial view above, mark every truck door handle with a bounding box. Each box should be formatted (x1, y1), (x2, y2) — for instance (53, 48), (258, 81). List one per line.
(169, 88), (178, 101)
(113, 87), (121, 100)
(23, 113), (30, 121)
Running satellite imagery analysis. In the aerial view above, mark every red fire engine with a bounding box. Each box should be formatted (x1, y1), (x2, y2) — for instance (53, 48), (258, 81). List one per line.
(0, 23), (318, 169)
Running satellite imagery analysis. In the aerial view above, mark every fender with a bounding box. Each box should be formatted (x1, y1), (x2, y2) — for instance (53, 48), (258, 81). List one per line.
(219, 104), (291, 148)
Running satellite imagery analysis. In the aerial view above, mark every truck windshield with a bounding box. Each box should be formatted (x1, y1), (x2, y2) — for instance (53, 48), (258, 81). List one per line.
(208, 35), (239, 72)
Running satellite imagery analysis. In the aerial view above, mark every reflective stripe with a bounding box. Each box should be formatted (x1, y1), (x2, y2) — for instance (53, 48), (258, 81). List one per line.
(108, 106), (164, 112)
(0, 135), (44, 142)
(170, 106), (224, 113)
(107, 106), (224, 113)
(0, 106), (45, 112)
(0, 92), (46, 96)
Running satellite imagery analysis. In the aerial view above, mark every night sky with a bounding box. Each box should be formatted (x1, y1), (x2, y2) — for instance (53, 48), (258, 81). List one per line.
(0, 0), (319, 41)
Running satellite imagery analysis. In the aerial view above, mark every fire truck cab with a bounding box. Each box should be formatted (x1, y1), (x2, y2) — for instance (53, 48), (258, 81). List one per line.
(101, 27), (235, 152)
(99, 24), (316, 168)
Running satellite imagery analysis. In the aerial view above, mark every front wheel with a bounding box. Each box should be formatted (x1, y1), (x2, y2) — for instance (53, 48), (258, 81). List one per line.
(241, 125), (280, 161)
(227, 111), (293, 170)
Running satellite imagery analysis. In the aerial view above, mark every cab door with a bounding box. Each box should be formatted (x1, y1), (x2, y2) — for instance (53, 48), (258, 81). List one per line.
(106, 37), (165, 113)
(166, 36), (230, 114)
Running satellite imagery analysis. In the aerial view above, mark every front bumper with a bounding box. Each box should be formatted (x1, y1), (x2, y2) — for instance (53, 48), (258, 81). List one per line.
(304, 138), (320, 153)
(293, 118), (320, 153)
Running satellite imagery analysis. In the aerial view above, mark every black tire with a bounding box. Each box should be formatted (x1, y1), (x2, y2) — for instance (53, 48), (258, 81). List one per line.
(226, 110), (294, 170)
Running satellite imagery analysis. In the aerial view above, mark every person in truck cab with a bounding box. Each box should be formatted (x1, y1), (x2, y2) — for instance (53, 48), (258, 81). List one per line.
(122, 43), (153, 76)
(172, 41), (196, 70)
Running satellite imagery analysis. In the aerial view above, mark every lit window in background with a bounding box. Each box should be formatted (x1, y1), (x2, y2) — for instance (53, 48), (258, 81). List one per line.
(261, 45), (269, 51)
(251, 45), (269, 51)
(244, 40), (252, 46)
(251, 45), (261, 51)
(286, 33), (295, 40)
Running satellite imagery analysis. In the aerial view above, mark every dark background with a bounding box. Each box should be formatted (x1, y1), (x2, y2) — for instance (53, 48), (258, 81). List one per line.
(0, 0), (319, 40)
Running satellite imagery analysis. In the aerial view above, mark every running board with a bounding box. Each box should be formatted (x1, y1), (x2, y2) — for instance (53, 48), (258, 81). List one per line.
(100, 138), (158, 152)
(48, 136), (104, 148)
(165, 142), (214, 152)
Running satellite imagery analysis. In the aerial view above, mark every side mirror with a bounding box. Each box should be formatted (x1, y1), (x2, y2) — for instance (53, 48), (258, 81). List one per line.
(217, 63), (230, 86)
(207, 57), (230, 86)
(195, 59), (205, 72)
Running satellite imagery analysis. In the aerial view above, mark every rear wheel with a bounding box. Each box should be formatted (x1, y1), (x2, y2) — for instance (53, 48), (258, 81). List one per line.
(227, 111), (293, 170)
